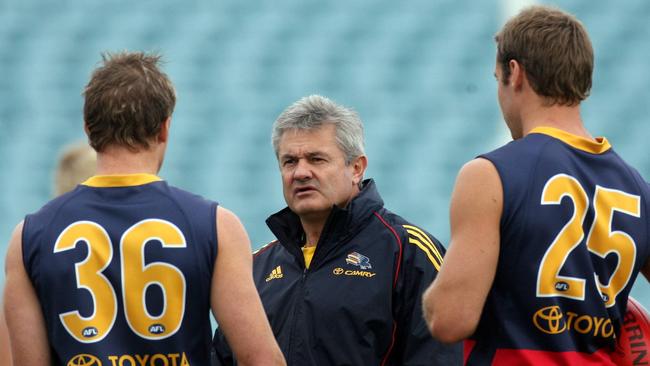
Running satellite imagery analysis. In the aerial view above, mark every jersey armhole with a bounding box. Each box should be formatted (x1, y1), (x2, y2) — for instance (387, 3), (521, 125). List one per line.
(211, 203), (219, 270)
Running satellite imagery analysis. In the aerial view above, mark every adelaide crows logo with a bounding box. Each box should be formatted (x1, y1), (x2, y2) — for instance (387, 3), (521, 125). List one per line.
(346, 252), (372, 269)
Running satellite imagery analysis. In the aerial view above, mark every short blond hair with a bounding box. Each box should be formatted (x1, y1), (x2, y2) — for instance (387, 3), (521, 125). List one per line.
(54, 142), (97, 196)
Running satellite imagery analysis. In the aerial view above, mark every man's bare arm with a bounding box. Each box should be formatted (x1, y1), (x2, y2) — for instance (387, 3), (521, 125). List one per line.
(211, 207), (286, 366)
(4, 221), (51, 365)
(423, 158), (502, 343)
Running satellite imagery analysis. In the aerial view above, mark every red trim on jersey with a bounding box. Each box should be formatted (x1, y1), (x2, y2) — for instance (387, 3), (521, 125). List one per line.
(464, 339), (476, 364)
(380, 322), (397, 366)
(490, 348), (616, 365)
(254, 240), (279, 258)
(373, 212), (403, 364)
(373, 212), (403, 288)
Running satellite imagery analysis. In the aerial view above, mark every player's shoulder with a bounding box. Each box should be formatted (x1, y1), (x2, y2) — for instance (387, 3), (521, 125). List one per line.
(481, 133), (552, 163)
(608, 153), (650, 193)
(26, 188), (82, 223)
(165, 183), (218, 206)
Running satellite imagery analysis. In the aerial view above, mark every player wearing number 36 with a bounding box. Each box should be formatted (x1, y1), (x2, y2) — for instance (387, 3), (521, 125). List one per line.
(423, 5), (650, 365)
(2, 52), (285, 366)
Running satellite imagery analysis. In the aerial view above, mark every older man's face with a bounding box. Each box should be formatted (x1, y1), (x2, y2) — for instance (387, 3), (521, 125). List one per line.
(277, 124), (363, 222)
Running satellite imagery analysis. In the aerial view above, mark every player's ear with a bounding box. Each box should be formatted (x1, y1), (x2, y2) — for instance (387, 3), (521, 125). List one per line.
(351, 155), (368, 186)
(158, 117), (171, 143)
(509, 59), (525, 90)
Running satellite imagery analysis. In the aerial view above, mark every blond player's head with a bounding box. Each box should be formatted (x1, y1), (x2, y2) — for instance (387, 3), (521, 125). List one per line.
(54, 142), (97, 196)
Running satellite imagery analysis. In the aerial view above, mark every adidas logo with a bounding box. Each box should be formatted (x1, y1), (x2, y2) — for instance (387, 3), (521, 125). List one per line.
(265, 266), (283, 282)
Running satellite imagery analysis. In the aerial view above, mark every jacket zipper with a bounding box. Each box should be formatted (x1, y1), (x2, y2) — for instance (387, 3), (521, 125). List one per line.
(287, 267), (308, 365)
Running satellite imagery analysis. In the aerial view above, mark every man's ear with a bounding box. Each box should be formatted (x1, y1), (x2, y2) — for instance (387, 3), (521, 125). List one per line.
(158, 117), (171, 143)
(508, 59), (525, 90)
(351, 155), (368, 186)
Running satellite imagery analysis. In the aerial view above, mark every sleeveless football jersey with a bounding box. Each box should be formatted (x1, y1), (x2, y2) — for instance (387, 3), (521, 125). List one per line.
(22, 174), (218, 366)
(466, 127), (650, 365)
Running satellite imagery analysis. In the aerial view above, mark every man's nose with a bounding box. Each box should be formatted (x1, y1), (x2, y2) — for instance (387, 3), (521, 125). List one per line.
(293, 159), (312, 181)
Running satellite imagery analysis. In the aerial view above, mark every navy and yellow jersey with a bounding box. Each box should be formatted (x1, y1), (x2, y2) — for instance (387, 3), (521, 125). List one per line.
(22, 174), (218, 366)
(213, 179), (462, 366)
(468, 127), (650, 365)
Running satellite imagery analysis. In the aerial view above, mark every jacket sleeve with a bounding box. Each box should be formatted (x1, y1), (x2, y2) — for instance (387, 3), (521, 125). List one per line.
(212, 327), (236, 366)
(391, 224), (462, 365)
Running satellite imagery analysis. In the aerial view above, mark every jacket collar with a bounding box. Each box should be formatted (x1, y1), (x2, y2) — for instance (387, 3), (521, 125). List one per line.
(265, 179), (384, 265)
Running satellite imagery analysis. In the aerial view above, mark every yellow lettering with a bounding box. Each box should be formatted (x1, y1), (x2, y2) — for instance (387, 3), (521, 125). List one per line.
(574, 315), (593, 334)
(592, 316), (605, 337)
(180, 352), (190, 366)
(565, 312), (578, 329)
(120, 355), (136, 366)
(135, 354), (149, 366)
(150, 354), (169, 366)
(109, 356), (119, 366)
(168, 353), (180, 366)
(534, 307), (615, 340)
(602, 318), (614, 338)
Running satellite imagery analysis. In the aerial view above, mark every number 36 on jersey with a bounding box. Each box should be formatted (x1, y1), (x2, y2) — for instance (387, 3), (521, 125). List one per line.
(53, 219), (187, 343)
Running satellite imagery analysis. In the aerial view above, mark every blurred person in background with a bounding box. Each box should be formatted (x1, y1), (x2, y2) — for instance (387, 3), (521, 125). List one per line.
(0, 141), (96, 365)
(53, 141), (97, 196)
(3, 51), (284, 366)
(213, 95), (461, 365)
(424, 5), (650, 365)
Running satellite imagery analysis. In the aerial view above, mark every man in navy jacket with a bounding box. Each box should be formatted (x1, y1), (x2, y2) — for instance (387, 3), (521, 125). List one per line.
(213, 95), (460, 365)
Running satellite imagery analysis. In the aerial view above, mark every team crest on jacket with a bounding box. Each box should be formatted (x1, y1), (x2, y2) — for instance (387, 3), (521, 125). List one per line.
(346, 252), (372, 269)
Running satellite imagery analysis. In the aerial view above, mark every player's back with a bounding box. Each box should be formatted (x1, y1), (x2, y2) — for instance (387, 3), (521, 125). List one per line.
(22, 174), (217, 366)
(469, 127), (650, 365)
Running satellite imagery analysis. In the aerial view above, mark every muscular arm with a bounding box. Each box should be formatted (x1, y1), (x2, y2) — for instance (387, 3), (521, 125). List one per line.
(422, 158), (502, 343)
(0, 299), (12, 365)
(3, 221), (51, 365)
(211, 207), (285, 366)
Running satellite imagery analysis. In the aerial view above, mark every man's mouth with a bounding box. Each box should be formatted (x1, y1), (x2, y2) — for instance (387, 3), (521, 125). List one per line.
(294, 186), (317, 196)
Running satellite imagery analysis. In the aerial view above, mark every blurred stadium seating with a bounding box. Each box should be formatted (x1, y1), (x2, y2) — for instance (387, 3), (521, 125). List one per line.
(0, 0), (649, 300)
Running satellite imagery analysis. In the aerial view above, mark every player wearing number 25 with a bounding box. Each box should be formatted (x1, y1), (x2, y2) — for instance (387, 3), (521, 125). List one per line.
(2, 52), (285, 366)
(423, 5), (650, 365)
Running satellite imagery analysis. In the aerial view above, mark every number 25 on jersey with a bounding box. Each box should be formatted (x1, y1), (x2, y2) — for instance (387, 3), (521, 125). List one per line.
(537, 174), (640, 307)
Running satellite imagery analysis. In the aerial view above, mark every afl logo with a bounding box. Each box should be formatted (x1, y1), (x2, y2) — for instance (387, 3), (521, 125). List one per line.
(67, 354), (102, 366)
(555, 281), (569, 292)
(149, 323), (166, 334)
(81, 326), (98, 338)
(533, 305), (567, 334)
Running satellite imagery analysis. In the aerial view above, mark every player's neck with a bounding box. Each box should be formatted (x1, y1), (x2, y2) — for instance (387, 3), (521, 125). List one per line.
(521, 102), (593, 140)
(95, 144), (164, 176)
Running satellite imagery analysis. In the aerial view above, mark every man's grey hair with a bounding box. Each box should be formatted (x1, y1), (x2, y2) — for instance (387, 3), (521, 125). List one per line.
(272, 95), (365, 164)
